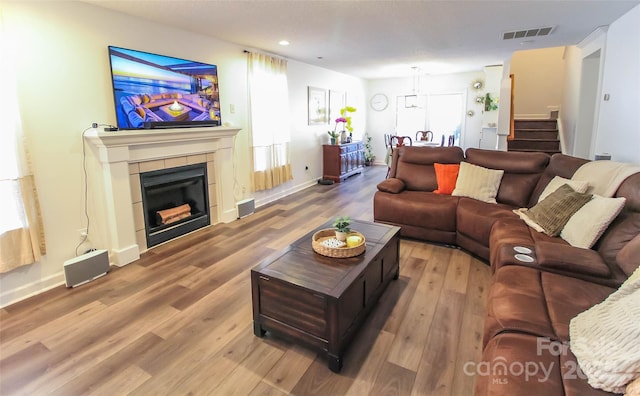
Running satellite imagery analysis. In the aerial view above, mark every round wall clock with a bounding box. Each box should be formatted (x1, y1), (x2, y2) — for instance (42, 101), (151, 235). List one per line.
(370, 93), (389, 111)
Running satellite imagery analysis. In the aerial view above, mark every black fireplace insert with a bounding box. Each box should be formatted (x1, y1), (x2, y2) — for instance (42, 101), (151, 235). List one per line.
(140, 163), (210, 247)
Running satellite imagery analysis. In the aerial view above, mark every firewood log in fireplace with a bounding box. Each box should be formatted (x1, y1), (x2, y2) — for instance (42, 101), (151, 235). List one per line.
(156, 203), (192, 225)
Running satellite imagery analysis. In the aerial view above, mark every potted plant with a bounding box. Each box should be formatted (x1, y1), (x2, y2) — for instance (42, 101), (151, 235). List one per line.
(333, 215), (351, 241)
(329, 115), (347, 145)
(480, 93), (499, 112)
(363, 132), (375, 166)
(327, 130), (340, 145)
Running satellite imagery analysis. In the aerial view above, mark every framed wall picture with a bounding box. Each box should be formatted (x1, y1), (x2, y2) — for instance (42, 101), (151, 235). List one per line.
(308, 86), (328, 125)
(329, 90), (346, 123)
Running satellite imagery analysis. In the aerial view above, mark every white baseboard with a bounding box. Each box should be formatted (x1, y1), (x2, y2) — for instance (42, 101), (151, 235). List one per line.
(0, 272), (65, 308)
(254, 178), (319, 208)
(514, 113), (549, 120)
(112, 244), (139, 267)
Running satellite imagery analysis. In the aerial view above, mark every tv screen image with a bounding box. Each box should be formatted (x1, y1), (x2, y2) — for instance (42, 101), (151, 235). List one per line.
(108, 46), (221, 130)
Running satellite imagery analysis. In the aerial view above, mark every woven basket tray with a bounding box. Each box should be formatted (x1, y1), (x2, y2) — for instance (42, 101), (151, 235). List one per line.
(311, 229), (366, 258)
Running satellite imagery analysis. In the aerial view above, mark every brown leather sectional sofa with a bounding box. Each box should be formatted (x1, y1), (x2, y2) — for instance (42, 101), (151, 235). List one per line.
(374, 146), (640, 395)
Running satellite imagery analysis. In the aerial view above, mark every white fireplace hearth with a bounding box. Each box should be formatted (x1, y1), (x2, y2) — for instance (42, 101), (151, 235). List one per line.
(84, 126), (240, 267)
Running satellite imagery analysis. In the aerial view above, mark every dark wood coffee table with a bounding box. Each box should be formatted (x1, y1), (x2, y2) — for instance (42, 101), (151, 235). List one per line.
(251, 219), (400, 372)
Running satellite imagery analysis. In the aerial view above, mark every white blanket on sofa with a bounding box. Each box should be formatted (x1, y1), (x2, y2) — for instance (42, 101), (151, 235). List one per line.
(571, 160), (640, 197)
(569, 267), (640, 394)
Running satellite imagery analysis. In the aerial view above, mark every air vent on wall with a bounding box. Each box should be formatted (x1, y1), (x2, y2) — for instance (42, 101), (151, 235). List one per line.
(502, 26), (554, 40)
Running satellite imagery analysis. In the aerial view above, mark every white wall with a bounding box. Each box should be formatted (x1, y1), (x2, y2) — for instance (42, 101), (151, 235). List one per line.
(365, 71), (485, 164)
(253, 60), (366, 207)
(560, 46), (583, 155)
(0, 2), (365, 307)
(511, 47), (566, 118)
(594, 4), (640, 163)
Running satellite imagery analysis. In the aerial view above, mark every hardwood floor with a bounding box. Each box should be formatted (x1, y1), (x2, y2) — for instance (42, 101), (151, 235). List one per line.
(0, 165), (490, 395)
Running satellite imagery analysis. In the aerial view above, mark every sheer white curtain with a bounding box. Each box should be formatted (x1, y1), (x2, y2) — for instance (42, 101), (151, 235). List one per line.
(0, 12), (46, 272)
(247, 52), (292, 191)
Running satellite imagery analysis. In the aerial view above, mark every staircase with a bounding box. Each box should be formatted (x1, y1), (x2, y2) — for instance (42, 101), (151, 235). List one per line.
(508, 119), (560, 155)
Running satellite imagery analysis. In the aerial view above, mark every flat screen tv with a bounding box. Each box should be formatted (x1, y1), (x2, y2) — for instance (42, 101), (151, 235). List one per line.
(108, 46), (221, 130)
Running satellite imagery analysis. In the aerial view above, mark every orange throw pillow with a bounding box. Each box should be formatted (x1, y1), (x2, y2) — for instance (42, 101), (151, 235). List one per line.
(433, 163), (460, 195)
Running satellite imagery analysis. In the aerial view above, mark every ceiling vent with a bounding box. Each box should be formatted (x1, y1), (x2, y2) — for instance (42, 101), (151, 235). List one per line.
(502, 26), (554, 40)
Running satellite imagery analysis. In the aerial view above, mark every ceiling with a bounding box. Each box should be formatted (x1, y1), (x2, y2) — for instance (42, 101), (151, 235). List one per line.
(87, 0), (639, 80)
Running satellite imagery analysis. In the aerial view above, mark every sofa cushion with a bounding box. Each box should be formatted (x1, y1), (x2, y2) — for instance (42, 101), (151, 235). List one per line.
(476, 333), (613, 396)
(525, 184), (592, 236)
(373, 190), (459, 232)
(529, 153), (589, 206)
(561, 195), (626, 248)
(457, 197), (516, 250)
(538, 176), (590, 202)
(617, 234), (640, 276)
(535, 242), (611, 277)
(377, 178), (405, 194)
(596, 211), (640, 273)
(433, 163), (459, 195)
(393, 146), (464, 191)
(489, 218), (536, 269)
(484, 266), (614, 345)
(465, 148), (549, 207)
(452, 162), (504, 203)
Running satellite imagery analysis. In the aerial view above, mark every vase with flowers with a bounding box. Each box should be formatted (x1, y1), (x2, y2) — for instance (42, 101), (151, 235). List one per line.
(328, 118), (345, 145)
(340, 106), (356, 143)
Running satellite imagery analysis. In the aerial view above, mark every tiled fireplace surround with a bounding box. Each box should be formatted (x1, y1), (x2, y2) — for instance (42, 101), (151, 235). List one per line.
(85, 126), (240, 267)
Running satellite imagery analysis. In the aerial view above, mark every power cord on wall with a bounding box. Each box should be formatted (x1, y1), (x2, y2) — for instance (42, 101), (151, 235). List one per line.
(74, 124), (96, 256)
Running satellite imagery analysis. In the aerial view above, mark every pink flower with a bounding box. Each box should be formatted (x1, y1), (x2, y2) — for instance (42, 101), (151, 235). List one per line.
(333, 117), (347, 134)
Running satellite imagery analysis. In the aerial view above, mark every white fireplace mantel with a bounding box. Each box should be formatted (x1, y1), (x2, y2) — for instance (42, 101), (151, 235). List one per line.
(85, 126), (240, 267)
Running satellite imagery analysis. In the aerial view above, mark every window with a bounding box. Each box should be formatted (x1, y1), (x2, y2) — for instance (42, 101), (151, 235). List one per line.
(395, 92), (465, 146)
(0, 15), (46, 272)
(247, 52), (293, 191)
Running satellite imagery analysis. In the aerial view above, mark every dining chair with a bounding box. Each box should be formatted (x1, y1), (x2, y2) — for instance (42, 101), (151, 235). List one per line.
(386, 135), (412, 177)
(440, 134), (445, 146)
(384, 133), (391, 149)
(448, 134), (455, 146)
(384, 133), (393, 177)
(390, 135), (412, 147)
(416, 130), (434, 142)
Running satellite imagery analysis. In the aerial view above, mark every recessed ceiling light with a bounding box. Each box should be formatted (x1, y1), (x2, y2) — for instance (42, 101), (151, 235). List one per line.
(278, 40), (290, 46)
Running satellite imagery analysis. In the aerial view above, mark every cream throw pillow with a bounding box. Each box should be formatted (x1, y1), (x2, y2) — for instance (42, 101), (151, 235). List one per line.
(452, 162), (504, 203)
(569, 266), (640, 394)
(561, 195), (626, 248)
(538, 176), (590, 202)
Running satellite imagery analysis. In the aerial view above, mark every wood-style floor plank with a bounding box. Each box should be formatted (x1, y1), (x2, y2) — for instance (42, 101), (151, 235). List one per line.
(0, 166), (492, 395)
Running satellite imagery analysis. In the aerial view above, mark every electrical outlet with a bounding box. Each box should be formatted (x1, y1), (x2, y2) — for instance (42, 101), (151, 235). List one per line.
(78, 228), (88, 240)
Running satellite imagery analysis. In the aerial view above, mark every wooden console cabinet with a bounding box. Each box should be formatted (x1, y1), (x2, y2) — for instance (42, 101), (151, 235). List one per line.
(322, 142), (364, 183)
